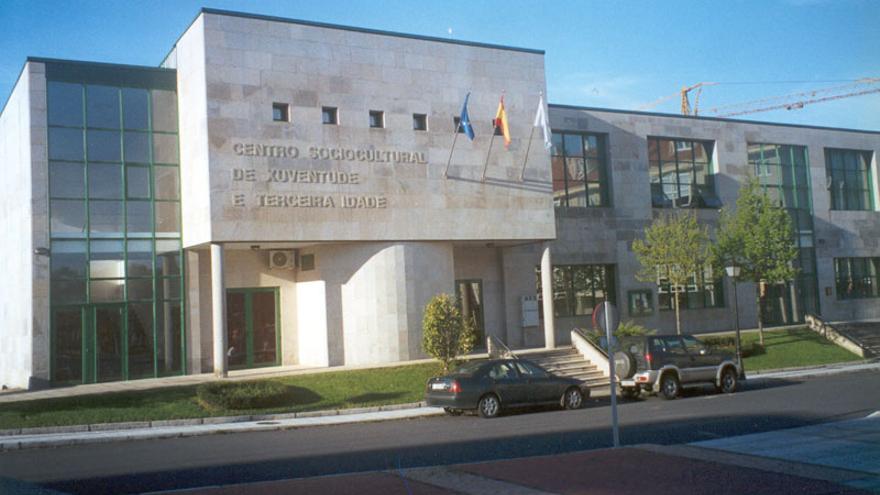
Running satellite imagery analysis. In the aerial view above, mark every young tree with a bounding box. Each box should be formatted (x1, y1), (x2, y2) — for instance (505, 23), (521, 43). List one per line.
(422, 293), (477, 372)
(632, 211), (710, 335)
(712, 177), (799, 346)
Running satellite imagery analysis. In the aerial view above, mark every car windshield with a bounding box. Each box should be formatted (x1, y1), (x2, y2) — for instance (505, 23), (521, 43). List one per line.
(452, 361), (486, 376)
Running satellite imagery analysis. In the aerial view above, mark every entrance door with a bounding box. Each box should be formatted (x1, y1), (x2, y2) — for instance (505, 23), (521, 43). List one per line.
(456, 279), (485, 344)
(81, 304), (126, 383)
(226, 288), (280, 369)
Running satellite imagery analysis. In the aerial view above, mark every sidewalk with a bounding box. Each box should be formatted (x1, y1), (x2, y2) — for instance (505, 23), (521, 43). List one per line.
(2, 360), (878, 450)
(145, 415), (880, 494)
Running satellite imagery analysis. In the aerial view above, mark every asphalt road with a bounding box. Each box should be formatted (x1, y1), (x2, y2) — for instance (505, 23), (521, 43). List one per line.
(2, 371), (878, 494)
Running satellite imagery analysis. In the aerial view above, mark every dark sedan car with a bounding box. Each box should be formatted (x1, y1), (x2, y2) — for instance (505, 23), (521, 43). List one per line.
(425, 359), (589, 418)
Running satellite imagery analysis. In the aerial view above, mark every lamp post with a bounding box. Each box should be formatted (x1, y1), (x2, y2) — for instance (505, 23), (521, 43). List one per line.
(725, 264), (743, 378)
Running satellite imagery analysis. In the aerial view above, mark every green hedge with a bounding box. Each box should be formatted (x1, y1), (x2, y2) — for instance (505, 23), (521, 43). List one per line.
(196, 381), (294, 410)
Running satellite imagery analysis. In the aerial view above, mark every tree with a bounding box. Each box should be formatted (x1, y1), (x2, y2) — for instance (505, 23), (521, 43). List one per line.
(422, 293), (477, 372)
(632, 211), (710, 335)
(712, 177), (799, 346)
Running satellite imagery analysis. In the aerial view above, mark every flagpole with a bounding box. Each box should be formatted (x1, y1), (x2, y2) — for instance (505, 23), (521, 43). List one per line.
(443, 121), (462, 179)
(519, 125), (536, 181)
(481, 128), (497, 182)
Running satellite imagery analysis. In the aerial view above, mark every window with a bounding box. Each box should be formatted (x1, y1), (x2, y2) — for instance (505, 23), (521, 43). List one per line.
(369, 110), (384, 128)
(648, 137), (719, 208)
(657, 265), (724, 311)
(488, 362), (517, 380)
(536, 264), (616, 318)
(413, 113), (427, 131)
(628, 290), (654, 316)
(47, 78), (183, 383)
(826, 148), (875, 211)
(453, 116), (465, 133)
(272, 103), (289, 122)
(322, 106), (338, 125)
(514, 361), (549, 378)
(835, 257), (879, 300)
(550, 132), (610, 208)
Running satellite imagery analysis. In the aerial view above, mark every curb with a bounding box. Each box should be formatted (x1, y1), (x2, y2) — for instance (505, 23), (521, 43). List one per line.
(0, 401), (429, 440)
(744, 360), (880, 381)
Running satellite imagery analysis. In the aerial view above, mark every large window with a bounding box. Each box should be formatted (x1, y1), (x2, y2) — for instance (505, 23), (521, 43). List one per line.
(551, 132), (609, 208)
(748, 143), (819, 323)
(536, 265), (616, 318)
(47, 77), (183, 384)
(657, 266), (723, 311)
(648, 138), (719, 208)
(835, 257), (879, 300)
(826, 148), (875, 211)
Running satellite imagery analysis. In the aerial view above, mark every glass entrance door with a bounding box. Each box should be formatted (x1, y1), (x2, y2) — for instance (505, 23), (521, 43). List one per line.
(79, 304), (126, 383)
(455, 279), (485, 344)
(226, 288), (280, 369)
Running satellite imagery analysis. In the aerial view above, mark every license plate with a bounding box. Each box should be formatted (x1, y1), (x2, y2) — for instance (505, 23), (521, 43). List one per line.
(431, 382), (446, 390)
(620, 380), (635, 387)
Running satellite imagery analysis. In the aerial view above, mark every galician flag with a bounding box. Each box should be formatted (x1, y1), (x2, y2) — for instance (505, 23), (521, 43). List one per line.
(494, 95), (511, 148)
(534, 94), (552, 149)
(459, 92), (475, 141)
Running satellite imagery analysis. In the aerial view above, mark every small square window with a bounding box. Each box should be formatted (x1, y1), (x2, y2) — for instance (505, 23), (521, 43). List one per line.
(369, 110), (384, 129)
(413, 113), (427, 131)
(453, 116), (465, 133)
(322, 106), (338, 125)
(628, 290), (654, 316)
(272, 103), (289, 122)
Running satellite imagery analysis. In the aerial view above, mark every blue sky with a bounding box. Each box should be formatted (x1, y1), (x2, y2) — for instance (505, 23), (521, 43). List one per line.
(1, 0), (878, 129)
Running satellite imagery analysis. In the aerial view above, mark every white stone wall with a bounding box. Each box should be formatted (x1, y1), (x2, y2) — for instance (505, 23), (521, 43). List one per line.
(0, 61), (47, 389)
(452, 246), (506, 344)
(172, 11), (554, 246)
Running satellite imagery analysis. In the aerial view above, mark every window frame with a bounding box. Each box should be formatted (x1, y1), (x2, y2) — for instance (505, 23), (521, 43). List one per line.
(825, 148), (875, 211)
(550, 131), (611, 209)
(648, 136), (718, 209)
(272, 102), (290, 123)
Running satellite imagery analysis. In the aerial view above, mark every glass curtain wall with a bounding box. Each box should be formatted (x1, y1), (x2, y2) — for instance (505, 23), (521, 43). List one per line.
(748, 143), (819, 324)
(47, 73), (183, 384)
(536, 265), (616, 318)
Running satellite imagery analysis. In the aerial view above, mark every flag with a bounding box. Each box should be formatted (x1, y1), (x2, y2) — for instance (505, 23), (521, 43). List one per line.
(494, 95), (511, 148)
(534, 94), (552, 149)
(459, 92), (475, 141)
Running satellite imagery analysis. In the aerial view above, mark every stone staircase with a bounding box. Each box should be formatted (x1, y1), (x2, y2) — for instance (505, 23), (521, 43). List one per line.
(524, 347), (609, 388)
(835, 322), (880, 358)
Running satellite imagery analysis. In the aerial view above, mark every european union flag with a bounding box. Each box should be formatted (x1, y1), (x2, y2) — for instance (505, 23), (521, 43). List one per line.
(460, 92), (475, 141)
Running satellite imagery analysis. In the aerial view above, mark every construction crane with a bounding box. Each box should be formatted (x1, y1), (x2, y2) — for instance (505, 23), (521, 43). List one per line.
(639, 78), (880, 118)
(705, 78), (880, 117)
(637, 82), (716, 115)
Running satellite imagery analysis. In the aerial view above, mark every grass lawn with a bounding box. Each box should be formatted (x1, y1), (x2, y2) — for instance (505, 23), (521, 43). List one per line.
(0, 362), (443, 430)
(713, 327), (862, 372)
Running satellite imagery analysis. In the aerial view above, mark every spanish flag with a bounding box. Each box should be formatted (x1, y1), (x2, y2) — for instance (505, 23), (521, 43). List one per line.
(494, 95), (511, 148)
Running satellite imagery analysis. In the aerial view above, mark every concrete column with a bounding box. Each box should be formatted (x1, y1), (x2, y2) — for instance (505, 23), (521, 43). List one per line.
(211, 243), (227, 378)
(540, 243), (556, 349)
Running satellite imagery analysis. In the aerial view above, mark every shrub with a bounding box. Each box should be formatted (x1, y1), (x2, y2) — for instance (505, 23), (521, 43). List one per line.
(582, 320), (654, 346)
(196, 380), (293, 410)
(422, 293), (477, 372)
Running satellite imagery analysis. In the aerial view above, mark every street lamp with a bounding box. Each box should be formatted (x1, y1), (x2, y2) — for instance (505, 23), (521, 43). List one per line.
(725, 264), (743, 378)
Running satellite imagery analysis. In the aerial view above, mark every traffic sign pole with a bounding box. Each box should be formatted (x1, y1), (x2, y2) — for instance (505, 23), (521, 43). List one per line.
(604, 301), (620, 448)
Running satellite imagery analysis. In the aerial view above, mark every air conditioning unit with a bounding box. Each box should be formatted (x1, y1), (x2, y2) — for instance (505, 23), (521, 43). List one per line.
(269, 250), (297, 270)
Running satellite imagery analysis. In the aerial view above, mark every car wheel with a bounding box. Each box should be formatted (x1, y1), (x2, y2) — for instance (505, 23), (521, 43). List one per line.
(562, 387), (584, 410)
(660, 372), (680, 400)
(477, 394), (501, 418)
(443, 407), (463, 416)
(718, 367), (738, 394)
(621, 387), (640, 400)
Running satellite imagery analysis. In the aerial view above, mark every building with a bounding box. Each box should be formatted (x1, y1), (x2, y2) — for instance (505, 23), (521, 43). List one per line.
(1, 8), (878, 389)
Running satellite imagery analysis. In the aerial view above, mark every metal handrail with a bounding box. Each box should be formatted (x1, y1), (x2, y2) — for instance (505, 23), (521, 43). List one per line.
(487, 335), (517, 359)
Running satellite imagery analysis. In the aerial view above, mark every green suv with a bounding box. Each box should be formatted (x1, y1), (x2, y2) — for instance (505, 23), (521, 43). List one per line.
(615, 334), (742, 400)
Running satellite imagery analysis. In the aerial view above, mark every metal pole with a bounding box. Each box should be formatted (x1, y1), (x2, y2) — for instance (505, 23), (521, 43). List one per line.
(605, 301), (619, 448)
(733, 278), (743, 379)
(519, 125), (536, 181)
(481, 131), (497, 182)
(443, 122), (462, 179)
